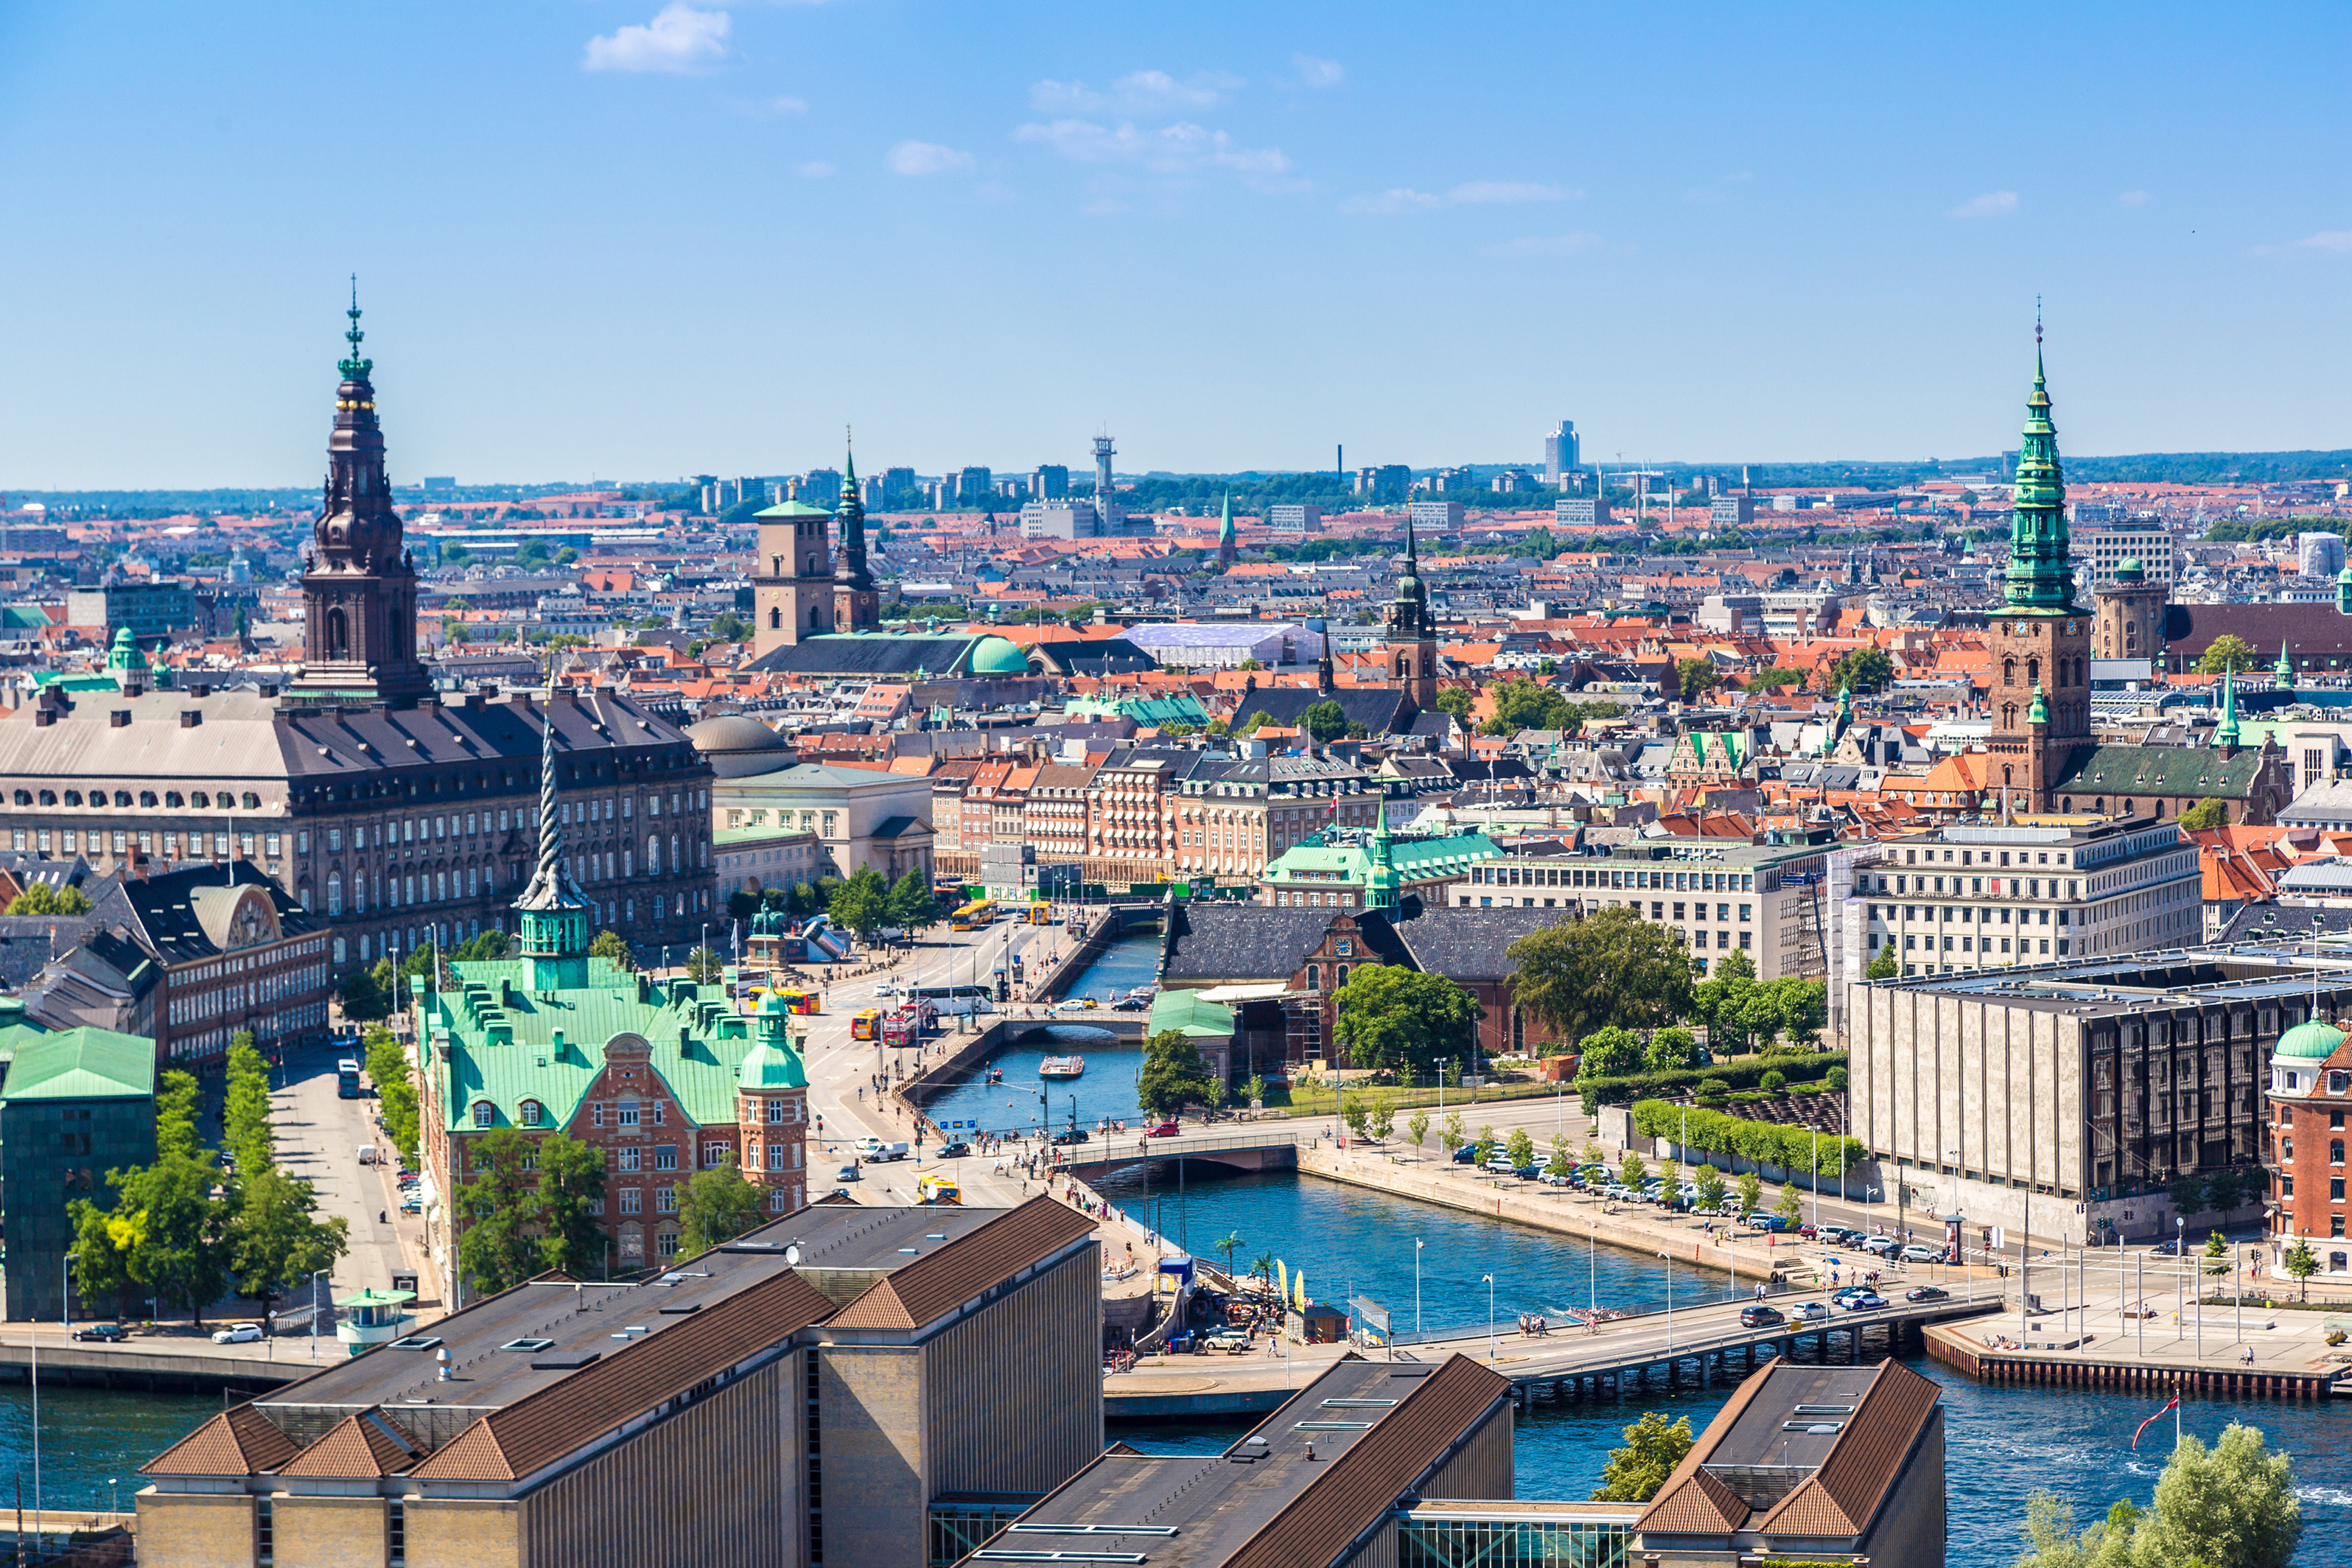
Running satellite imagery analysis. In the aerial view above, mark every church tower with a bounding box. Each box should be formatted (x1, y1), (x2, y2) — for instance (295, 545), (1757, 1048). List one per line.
(1216, 493), (1237, 567)
(1987, 330), (2094, 813)
(832, 441), (881, 634)
(1384, 514), (1439, 713)
(750, 497), (833, 656)
(293, 286), (433, 708)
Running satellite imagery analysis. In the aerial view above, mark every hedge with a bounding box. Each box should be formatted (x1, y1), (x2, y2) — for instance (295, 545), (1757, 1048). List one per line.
(1577, 1051), (1847, 1116)
(1632, 1098), (1865, 1177)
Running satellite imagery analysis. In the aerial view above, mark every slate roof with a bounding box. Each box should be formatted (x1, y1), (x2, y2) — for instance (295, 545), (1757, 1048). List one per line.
(119, 860), (318, 967)
(1385, 906), (1561, 982)
(2160, 601), (2352, 663)
(1161, 904), (1342, 984)
(2049, 743), (2272, 801)
(739, 633), (998, 679)
(1227, 686), (1413, 737)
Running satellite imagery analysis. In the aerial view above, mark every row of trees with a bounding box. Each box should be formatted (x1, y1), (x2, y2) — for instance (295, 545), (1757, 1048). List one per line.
(69, 1036), (349, 1327)
(1629, 1098), (1865, 1177)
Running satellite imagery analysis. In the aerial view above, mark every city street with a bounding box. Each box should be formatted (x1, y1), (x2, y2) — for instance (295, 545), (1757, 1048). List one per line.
(267, 1040), (428, 1306)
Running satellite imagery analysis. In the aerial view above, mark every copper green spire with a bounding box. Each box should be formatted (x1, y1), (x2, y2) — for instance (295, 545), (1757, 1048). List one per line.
(2001, 323), (2075, 615)
(2028, 682), (2049, 724)
(1366, 799), (1400, 911)
(2216, 662), (2241, 749)
(2276, 640), (2295, 684)
(338, 276), (371, 382)
(514, 688), (590, 967)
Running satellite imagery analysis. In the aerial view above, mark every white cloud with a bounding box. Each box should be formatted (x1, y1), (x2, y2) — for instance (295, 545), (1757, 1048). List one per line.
(1343, 180), (1577, 214)
(584, 3), (730, 74)
(2118, 189), (2152, 207)
(1446, 180), (1575, 204)
(1029, 70), (1242, 116)
(1948, 189), (2019, 219)
(1012, 119), (1289, 179)
(1293, 53), (1343, 88)
(886, 140), (976, 176)
(796, 161), (834, 178)
(2296, 229), (2352, 253)
(1491, 232), (1603, 257)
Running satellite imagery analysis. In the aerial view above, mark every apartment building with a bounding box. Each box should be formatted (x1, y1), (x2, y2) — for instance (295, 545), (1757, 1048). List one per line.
(1463, 836), (1833, 979)
(1175, 755), (1382, 888)
(1861, 819), (2199, 977)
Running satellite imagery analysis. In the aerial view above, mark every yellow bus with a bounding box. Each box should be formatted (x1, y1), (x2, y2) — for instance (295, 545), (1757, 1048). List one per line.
(950, 898), (996, 931)
(916, 1172), (962, 1205)
(1027, 902), (1052, 925)
(850, 1007), (883, 1040)
(775, 987), (822, 1015)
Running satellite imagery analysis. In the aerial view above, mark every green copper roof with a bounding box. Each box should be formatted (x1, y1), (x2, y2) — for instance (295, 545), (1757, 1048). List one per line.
(421, 962), (780, 1131)
(1263, 829), (1502, 886)
(1066, 692), (1210, 728)
(2216, 665), (2241, 749)
(1147, 989), (1233, 1040)
(2028, 683), (2050, 724)
(755, 500), (833, 519)
(2277, 1018), (2345, 1061)
(969, 634), (1029, 674)
(2001, 340), (2078, 615)
(0, 1025), (155, 1102)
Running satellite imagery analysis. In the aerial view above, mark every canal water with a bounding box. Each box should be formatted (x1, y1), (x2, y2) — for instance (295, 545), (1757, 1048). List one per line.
(0, 1380), (220, 1514)
(923, 935), (1161, 1139)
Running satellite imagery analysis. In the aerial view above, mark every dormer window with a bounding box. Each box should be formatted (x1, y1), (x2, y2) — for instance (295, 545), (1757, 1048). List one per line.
(519, 1100), (543, 1127)
(473, 1101), (494, 1127)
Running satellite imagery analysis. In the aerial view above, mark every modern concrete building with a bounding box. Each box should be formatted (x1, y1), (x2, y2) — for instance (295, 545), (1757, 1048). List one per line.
(1850, 945), (2287, 1243)
(1121, 622), (1326, 671)
(1266, 503), (1322, 534)
(1542, 419), (1578, 485)
(136, 1200), (1102, 1568)
(66, 578), (197, 640)
(1859, 819), (2201, 977)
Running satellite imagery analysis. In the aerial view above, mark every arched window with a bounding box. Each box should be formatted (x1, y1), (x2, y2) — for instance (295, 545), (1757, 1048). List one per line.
(325, 607), (348, 658)
(519, 1100), (544, 1128)
(2002, 657), (2015, 684)
(332, 936), (346, 964)
(647, 835), (661, 875)
(2027, 657), (2040, 685)
(769, 606), (781, 629)
(327, 870), (343, 917)
(472, 1100), (494, 1127)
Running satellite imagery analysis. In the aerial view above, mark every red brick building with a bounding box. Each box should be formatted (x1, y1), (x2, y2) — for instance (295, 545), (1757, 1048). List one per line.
(2268, 1018), (2352, 1284)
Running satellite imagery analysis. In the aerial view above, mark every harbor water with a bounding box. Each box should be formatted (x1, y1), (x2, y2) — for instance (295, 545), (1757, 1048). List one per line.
(923, 934), (1162, 1138)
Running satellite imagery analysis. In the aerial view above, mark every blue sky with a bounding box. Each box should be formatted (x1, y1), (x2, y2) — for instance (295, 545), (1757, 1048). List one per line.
(2, 2), (2347, 488)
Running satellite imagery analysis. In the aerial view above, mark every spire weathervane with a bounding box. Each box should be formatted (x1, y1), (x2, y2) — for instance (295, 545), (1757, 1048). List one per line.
(339, 276), (371, 381)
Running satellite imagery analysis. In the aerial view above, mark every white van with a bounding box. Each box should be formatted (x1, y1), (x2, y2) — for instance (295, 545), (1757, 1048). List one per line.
(861, 1138), (912, 1163)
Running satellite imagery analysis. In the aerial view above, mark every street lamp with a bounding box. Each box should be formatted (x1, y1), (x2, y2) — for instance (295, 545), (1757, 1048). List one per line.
(2177, 1217), (2186, 1345)
(1481, 1273), (1497, 1360)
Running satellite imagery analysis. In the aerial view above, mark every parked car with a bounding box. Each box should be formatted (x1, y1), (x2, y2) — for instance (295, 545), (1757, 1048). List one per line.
(1899, 1244), (1943, 1264)
(1838, 1292), (1889, 1312)
(1513, 1164), (1542, 1181)
(1538, 1169), (1572, 1187)
(1859, 1235), (1900, 1257)
(1487, 1152), (1519, 1173)
(1788, 1301), (1832, 1323)
(1906, 1286), (1951, 1303)
(398, 1197), (422, 1214)
(71, 1322), (129, 1343)
(1739, 1304), (1785, 1328)
(2150, 1238), (2185, 1256)
(1452, 1146), (1480, 1164)
(211, 1323), (264, 1345)
(936, 1141), (971, 1160)
(1146, 1122), (1182, 1138)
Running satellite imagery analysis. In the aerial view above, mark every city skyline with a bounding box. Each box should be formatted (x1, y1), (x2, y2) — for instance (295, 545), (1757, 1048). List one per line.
(2, 2), (2348, 487)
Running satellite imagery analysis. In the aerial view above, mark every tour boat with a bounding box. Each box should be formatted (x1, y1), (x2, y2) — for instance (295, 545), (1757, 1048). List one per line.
(1038, 1056), (1087, 1079)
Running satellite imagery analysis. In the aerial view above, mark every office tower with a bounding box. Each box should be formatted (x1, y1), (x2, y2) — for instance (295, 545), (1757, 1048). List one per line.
(1543, 420), (1578, 486)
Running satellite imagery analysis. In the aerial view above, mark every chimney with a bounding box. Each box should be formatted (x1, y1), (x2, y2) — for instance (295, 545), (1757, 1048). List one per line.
(108, 710), (130, 728)
(180, 710), (201, 728)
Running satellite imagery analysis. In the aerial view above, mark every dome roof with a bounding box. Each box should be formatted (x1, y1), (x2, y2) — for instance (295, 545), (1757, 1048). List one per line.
(2277, 1018), (2345, 1060)
(738, 1037), (808, 1090)
(968, 635), (1029, 675)
(2114, 556), (2143, 581)
(686, 714), (795, 778)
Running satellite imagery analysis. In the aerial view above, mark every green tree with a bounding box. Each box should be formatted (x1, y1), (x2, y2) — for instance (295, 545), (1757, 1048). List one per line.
(1511, 906), (1695, 1044)
(112, 1152), (231, 1325)
(1695, 1165), (1726, 1211)
(707, 611), (749, 643)
(1829, 645), (1895, 693)
(1432, 687), (1475, 722)
(1736, 1170), (1763, 1214)
(536, 1133), (608, 1277)
(682, 947), (724, 983)
(1866, 945), (1900, 980)
(1332, 967), (1483, 1075)
(2281, 1236), (2320, 1301)
(2014, 1423), (2302, 1568)
(2178, 799), (2227, 830)
(1744, 666), (1810, 692)
(1243, 1074), (1267, 1112)
(337, 959), (392, 1022)
(154, 1069), (200, 1162)
(1505, 1127), (1535, 1169)
(1300, 700), (1350, 743)
(1547, 1134), (1573, 1176)
(7, 881), (94, 916)
(1591, 1412), (1694, 1502)
(727, 888), (762, 924)
(1343, 1094), (1371, 1141)
(1645, 1026), (1700, 1073)
(1442, 1112), (1466, 1152)
(1774, 1182), (1804, 1224)
(1407, 1109), (1430, 1155)
(225, 1164), (350, 1327)
(365, 1026), (420, 1166)
(1693, 949), (1760, 1051)
(2201, 1230), (2230, 1285)
(1477, 674), (1575, 737)
(1138, 1029), (1213, 1120)
(223, 1033), (273, 1173)
(1368, 1092), (1396, 1144)
(455, 1127), (544, 1298)
(2169, 1172), (2208, 1217)
(68, 1198), (138, 1320)
(589, 930), (635, 969)
(828, 867), (893, 941)
(679, 1155), (766, 1257)
(1474, 1125), (1497, 1166)
(1672, 657), (1718, 702)
(886, 869), (942, 935)
(2197, 635), (2258, 675)
(1619, 1152), (1648, 1191)
(1573, 1025), (1646, 1079)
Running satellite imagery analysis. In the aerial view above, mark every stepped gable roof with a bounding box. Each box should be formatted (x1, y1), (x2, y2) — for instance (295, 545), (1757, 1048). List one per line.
(2049, 743), (2270, 802)
(1227, 685), (1412, 736)
(278, 1410), (427, 1478)
(141, 1404), (301, 1477)
(1385, 905), (1558, 982)
(410, 1267), (836, 1483)
(1161, 904), (1340, 984)
(828, 1197), (1098, 1330)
